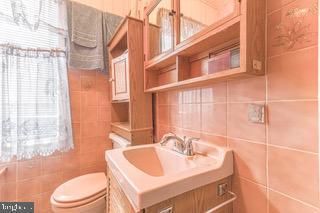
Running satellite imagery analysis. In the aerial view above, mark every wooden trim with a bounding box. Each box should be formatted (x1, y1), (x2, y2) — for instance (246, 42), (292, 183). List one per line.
(108, 16), (143, 47)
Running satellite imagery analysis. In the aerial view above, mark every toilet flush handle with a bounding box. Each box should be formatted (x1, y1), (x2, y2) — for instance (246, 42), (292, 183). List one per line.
(0, 167), (7, 176)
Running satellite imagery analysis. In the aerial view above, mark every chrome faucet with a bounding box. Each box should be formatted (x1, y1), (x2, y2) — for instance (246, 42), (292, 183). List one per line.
(159, 132), (199, 156)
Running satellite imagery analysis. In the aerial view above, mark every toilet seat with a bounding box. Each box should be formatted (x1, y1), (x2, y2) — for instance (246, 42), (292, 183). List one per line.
(51, 172), (107, 208)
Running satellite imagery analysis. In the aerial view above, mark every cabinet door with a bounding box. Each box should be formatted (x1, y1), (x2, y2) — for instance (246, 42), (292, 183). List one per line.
(146, 0), (174, 60)
(111, 52), (130, 101)
(178, 0), (240, 44)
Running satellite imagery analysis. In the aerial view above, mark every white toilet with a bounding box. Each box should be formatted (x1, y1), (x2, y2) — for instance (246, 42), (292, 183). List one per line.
(50, 133), (130, 212)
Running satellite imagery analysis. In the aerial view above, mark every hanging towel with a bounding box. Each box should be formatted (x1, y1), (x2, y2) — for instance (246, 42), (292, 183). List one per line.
(102, 12), (123, 73)
(71, 2), (99, 48)
(67, 1), (104, 70)
(66, 1), (123, 73)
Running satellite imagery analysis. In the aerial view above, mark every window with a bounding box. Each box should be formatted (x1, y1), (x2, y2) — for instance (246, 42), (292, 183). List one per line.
(0, 0), (73, 162)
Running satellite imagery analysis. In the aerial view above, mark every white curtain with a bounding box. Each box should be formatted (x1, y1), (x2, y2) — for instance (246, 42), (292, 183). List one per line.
(0, 0), (73, 162)
(180, 16), (205, 42)
(157, 8), (173, 53)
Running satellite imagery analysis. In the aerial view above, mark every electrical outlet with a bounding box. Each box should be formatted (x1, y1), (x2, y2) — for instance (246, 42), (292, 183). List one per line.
(248, 103), (265, 123)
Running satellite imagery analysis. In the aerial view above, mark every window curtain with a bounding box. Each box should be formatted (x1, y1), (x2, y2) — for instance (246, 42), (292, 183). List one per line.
(180, 16), (206, 42)
(157, 8), (173, 53)
(0, 0), (73, 162)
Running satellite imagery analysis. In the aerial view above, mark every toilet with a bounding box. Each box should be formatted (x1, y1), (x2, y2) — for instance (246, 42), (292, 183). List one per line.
(50, 173), (107, 213)
(50, 133), (130, 212)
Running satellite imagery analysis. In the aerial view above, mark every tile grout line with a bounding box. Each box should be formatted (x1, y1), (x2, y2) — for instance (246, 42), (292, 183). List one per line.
(237, 175), (320, 210)
(265, 0), (270, 210)
(266, 0), (298, 16)
(267, 44), (318, 60)
(268, 188), (320, 210)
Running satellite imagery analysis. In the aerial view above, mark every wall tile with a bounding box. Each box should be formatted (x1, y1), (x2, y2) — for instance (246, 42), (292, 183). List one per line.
(157, 105), (169, 125)
(267, 0), (318, 57)
(267, 0), (295, 14)
(169, 104), (183, 127)
(41, 173), (63, 193)
(268, 190), (319, 213)
(182, 89), (201, 104)
(17, 159), (42, 181)
(232, 176), (267, 213)
(182, 104), (201, 131)
(268, 146), (319, 206)
(41, 155), (63, 175)
(17, 178), (41, 198)
(227, 76), (266, 102)
(268, 101), (318, 152)
(268, 47), (318, 100)
(0, 181), (17, 201)
(201, 103), (227, 136)
(201, 82), (227, 103)
(158, 92), (168, 105)
(200, 133), (227, 147)
(229, 138), (267, 185)
(227, 103), (266, 142)
(0, 163), (17, 183)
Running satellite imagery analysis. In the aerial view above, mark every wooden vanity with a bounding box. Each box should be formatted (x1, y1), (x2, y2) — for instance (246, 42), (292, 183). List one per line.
(107, 167), (232, 213)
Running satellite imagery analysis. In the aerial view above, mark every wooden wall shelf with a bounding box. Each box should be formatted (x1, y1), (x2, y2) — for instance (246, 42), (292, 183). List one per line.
(145, 67), (241, 92)
(109, 17), (153, 146)
(145, 17), (240, 72)
(143, 0), (266, 93)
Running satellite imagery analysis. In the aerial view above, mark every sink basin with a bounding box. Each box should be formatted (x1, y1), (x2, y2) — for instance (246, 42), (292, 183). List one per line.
(123, 146), (196, 177)
(105, 141), (233, 211)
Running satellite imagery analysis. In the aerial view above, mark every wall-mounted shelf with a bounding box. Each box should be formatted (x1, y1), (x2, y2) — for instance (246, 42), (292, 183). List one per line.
(143, 0), (266, 92)
(146, 67), (241, 92)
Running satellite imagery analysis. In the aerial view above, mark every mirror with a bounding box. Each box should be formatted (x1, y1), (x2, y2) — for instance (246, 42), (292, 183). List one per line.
(179, 0), (236, 42)
(148, 0), (173, 59)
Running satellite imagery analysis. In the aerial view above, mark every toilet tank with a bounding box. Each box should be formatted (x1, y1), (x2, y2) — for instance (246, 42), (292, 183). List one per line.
(109, 133), (131, 149)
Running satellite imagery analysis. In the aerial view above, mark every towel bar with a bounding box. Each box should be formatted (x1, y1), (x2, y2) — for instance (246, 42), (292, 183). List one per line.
(205, 191), (237, 213)
(0, 167), (7, 176)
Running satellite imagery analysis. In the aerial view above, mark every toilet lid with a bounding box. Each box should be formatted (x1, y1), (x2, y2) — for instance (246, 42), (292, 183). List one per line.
(52, 173), (107, 203)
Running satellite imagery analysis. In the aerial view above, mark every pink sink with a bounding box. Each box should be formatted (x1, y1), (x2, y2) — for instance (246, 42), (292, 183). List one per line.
(123, 146), (196, 177)
(105, 141), (233, 211)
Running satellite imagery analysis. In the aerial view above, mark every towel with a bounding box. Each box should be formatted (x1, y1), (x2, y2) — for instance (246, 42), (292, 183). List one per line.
(67, 1), (104, 70)
(67, 1), (123, 73)
(102, 12), (123, 73)
(71, 2), (99, 48)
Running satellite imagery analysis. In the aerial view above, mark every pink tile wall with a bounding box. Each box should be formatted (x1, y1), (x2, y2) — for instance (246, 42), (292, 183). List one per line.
(0, 69), (111, 212)
(155, 0), (319, 212)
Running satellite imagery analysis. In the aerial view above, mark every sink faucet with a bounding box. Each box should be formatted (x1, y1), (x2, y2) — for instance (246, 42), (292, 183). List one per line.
(159, 132), (186, 153)
(159, 132), (199, 156)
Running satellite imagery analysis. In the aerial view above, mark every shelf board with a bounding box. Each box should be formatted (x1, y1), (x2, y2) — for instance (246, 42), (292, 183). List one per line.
(111, 122), (131, 132)
(111, 99), (130, 104)
(145, 67), (242, 92)
(145, 16), (240, 71)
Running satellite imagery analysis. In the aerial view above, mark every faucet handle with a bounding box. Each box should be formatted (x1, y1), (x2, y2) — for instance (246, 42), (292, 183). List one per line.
(186, 137), (200, 144)
(184, 137), (199, 156)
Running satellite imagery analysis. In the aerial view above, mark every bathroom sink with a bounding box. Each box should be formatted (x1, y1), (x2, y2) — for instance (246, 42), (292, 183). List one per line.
(105, 142), (233, 211)
(123, 146), (196, 177)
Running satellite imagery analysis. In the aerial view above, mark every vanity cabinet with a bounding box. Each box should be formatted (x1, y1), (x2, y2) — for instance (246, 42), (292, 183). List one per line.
(108, 17), (153, 146)
(144, 0), (266, 92)
(107, 168), (232, 213)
